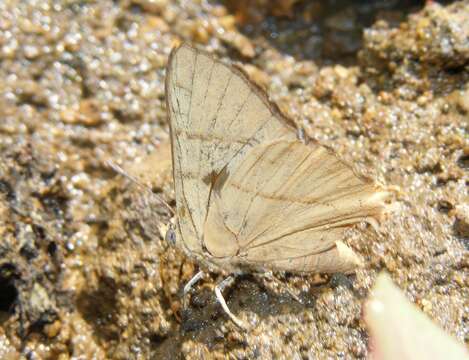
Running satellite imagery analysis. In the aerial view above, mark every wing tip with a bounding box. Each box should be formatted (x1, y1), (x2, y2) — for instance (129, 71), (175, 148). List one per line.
(230, 62), (298, 130)
(167, 42), (196, 70)
(334, 241), (364, 273)
(364, 184), (399, 228)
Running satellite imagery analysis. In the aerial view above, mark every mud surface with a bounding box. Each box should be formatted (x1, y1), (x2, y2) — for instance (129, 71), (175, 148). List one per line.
(0, 0), (467, 359)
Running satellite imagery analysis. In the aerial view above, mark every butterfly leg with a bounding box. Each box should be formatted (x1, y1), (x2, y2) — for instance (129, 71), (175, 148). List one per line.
(182, 270), (205, 308)
(214, 276), (246, 329)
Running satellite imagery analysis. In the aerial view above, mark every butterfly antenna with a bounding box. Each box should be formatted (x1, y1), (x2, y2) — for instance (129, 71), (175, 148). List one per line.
(106, 160), (175, 216)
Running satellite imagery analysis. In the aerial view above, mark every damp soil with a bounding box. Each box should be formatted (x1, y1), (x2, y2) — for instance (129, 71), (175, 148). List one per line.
(0, 0), (467, 359)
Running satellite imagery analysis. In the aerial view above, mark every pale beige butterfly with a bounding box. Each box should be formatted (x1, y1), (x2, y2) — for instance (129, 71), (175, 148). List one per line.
(165, 43), (389, 328)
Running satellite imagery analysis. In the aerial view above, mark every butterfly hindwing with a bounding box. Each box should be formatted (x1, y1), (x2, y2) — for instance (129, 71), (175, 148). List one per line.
(203, 140), (388, 273)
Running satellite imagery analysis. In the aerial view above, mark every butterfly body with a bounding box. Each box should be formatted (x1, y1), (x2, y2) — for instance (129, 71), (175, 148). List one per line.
(164, 43), (390, 328)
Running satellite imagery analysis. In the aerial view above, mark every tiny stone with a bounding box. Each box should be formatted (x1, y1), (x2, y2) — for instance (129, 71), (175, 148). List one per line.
(44, 320), (62, 338)
(453, 205), (469, 238)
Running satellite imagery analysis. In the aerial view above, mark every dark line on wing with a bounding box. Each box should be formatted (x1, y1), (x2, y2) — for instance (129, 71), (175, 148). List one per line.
(201, 116), (277, 253)
(174, 129), (251, 144)
(173, 110), (188, 117)
(187, 52), (205, 234)
(240, 184), (377, 251)
(200, 71), (236, 193)
(238, 244), (336, 264)
(235, 143), (279, 238)
(197, 67), (234, 233)
(176, 50), (200, 240)
(259, 149), (313, 238)
(235, 143), (298, 244)
(195, 59), (216, 234)
(244, 208), (378, 252)
(307, 156), (345, 189)
(223, 215), (239, 250)
(174, 133), (200, 241)
(259, 148), (319, 239)
(204, 60), (216, 105)
(236, 142), (297, 240)
(202, 69), (250, 227)
(207, 87), (252, 175)
(239, 141), (277, 178)
(175, 84), (192, 92)
(227, 90), (252, 131)
(227, 176), (368, 206)
(210, 87), (253, 165)
(236, 181), (373, 251)
(251, 146), (302, 242)
(188, 51), (198, 129)
(210, 71), (235, 130)
(221, 114), (274, 172)
(278, 148), (312, 192)
(202, 68), (234, 169)
(167, 48), (187, 250)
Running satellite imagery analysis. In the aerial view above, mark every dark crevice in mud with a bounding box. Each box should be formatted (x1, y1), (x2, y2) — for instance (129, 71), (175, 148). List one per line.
(16, 92), (49, 110)
(152, 332), (184, 360)
(0, 264), (19, 314)
(457, 154), (469, 170)
(0, 180), (15, 202)
(76, 277), (120, 344)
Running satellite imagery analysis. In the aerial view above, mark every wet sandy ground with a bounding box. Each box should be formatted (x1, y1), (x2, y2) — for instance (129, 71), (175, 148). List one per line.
(0, 0), (467, 359)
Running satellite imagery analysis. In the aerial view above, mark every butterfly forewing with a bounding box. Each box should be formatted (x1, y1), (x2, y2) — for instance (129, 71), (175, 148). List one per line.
(166, 44), (296, 254)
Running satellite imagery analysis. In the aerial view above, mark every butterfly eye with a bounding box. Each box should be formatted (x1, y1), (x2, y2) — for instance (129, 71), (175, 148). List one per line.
(165, 225), (176, 247)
